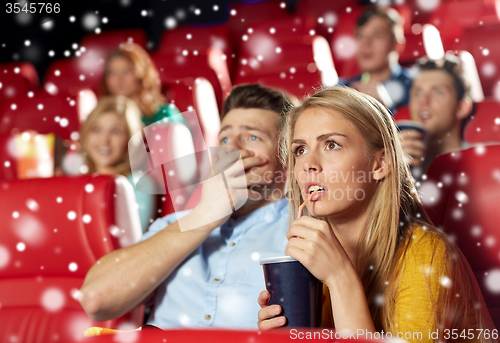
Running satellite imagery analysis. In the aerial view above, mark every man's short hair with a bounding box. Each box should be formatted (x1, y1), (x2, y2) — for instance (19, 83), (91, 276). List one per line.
(356, 7), (405, 45)
(416, 56), (470, 102)
(222, 84), (291, 119)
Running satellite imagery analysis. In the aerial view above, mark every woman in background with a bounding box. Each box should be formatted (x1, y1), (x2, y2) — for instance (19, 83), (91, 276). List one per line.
(100, 42), (184, 127)
(257, 87), (496, 342)
(80, 96), (156, 233)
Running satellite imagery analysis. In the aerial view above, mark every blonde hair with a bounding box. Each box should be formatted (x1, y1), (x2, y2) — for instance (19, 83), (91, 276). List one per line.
(101, 42), (165, 117)
(81, 96), (143, 176)
(280, 86), (494, 339)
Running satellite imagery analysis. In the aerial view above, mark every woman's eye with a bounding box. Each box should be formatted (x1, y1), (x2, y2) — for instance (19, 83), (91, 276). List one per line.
(250, 135), (259, 141)
(221, 137), (229, 144)
(325, 141), (340, 150)
(294, 146), (306, 156)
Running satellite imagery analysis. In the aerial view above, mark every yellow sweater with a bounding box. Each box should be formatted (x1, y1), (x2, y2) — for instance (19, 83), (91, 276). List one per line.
(322, 227), (491, 342)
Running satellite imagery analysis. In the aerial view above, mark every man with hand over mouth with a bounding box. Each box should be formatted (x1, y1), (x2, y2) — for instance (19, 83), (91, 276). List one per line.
(79, 84), (290, 329)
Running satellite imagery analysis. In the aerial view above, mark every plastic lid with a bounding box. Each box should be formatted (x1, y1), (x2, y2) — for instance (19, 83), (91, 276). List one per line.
(259, 256), (298, 265)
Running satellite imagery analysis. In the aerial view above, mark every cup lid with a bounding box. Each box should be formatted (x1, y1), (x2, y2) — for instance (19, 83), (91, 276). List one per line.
(260, 256), (298, 265)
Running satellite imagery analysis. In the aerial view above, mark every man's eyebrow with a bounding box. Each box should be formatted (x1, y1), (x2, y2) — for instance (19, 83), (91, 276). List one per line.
(219, 125), (270, 136)
(291, 132), (346, 145)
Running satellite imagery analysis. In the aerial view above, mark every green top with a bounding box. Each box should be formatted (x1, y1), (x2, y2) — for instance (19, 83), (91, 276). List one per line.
(142, 103), (186, 127)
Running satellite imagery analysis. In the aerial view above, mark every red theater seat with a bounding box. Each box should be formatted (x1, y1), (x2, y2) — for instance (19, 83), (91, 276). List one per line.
(44, 57), (103, 96)
(459, 24), (500, 98)
(0, 74), (30, 100)
(71, 328), (383, 343)
(465, 99), (500, 144)
(420, 145), (500, 328)
(80, 29), (147, 52)
(0, 62), (40, 90)
(0, 175), (144, 343)
(0, 90), (96, 141)
(151, 52), (225, 109)
(158, 25), (233, 71)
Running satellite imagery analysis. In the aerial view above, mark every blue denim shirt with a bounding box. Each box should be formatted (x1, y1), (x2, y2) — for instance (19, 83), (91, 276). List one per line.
(140, 198), (289, 329)
(341, 63), (413, 114)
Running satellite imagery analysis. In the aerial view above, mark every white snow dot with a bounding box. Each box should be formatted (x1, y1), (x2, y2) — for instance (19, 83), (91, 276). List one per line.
(12, 211), (19, 219)
(82, 214), (91, 224)
(280, 72), (286, 79)
(80, 165), (89, 174)
(16, 242), (26, 252)
(251, 252), (260, 261)
(85, 184), (94, 193)
(67, 211), (76, 220)
(485, 269), (500, 293)
(141, 10), (147, 17)
(471, 226), (482, 237)
(440, 276), (452, 288)
(11, 104), (17, 110)
(69, 100), (75, 106)
(24, 40), (30, 47)
(213, 5), (219, 11)
(60, 118), (69, 127)
(482, 62), (496, 77)
(485, 236), (496, 247)
(109, 225), (120, 237)
(165, 17), (177, 29)
(452, 208), (463, 220)
(275, 47), (282, 53)
(69, 262), (78, 272)
(79, 74), (85, 81)
(72, 43), (78, 50)
(14, 67), (20, 74)
(56, 197), (63, 203)
(69, 16), (76, 22)
(318, 17), (324, 24)
(168, 170), (174, 176)
(37, 104), (44, 110)
(182, 267), (192, 276)
(28, 91), (34, 97)
(475, 145), (486, 155)
(495, 118), (500, 125)
(82, 13), (99, 30)
(280, 2), (286, 8)
(186, 33), (192, 40)
(194, 8), (201, 15)
(334, 35), (357, 59)
(455, 191), (469, 204)
(242, 35), (248, 41)
(309, 29), (316, 36)
(102, 17), (108, 24)
(70, 289), (81, 300)
(41, 288), (65, 312)
(4, 161), (10, 167)
(269, 27), (276, 34)
(374, 294), (385, 306)
(70, 132), (79, 141)
(26, 199), (39, 212)
(64, 50), (70, 57)
(290, 67), (296, 74)
(482, 49), (490, 56)
(420, 181), (440, 206)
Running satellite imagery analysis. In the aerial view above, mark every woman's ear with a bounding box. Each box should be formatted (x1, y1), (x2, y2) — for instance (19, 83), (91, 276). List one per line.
(372, 149), (389, 181)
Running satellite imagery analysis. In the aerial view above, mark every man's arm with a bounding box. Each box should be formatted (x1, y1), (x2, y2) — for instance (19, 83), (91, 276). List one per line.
(79, 209), (218, 322)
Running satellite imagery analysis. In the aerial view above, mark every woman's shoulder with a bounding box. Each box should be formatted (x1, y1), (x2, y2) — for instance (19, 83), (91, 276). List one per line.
(399, 225), (451, 269)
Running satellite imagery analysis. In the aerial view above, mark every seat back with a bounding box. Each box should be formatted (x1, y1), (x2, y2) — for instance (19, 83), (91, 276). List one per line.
(0, 175), (143, 342)
(44, 57), (103, 96)
(465, 99), (500, 144)
(0, 74), (31, 100)
(0, 62), (40, 89)
(0, 90), (96, 141)
(420, 145), (500, 328)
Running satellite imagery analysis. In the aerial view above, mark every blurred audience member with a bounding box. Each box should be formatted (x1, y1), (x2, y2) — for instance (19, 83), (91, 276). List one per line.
(80, 96), (157, 232)
(100, 42), (184, 127)
(400, 56), (473, 181)
(343, 7), (411, 113)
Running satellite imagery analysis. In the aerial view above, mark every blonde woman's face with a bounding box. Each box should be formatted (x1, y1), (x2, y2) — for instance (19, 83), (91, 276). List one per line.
(292, 107), (378, 218)
(105, 56), (141, 99)
(86, 112), (129, 173)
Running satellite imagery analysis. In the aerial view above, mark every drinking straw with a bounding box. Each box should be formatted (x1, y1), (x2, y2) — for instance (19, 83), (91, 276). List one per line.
(298, 189), (319, 219)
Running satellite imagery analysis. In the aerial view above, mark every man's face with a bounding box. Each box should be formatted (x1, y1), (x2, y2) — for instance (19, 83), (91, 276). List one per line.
(218, 108), (284, 196)
(410, 70), (460, 138)
(355, 16), (395, 74)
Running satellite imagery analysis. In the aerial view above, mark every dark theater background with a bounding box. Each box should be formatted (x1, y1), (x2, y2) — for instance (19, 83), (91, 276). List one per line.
(0, 0), (499, 342)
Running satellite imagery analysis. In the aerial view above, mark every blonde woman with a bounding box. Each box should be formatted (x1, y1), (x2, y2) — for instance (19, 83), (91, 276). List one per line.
(80, 96), (156, 233)
(100, 42), (184, 127)
(257, 86), (496, 342)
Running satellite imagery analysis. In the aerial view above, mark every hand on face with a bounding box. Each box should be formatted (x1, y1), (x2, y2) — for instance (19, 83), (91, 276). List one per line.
(195, 149), (269, 228)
